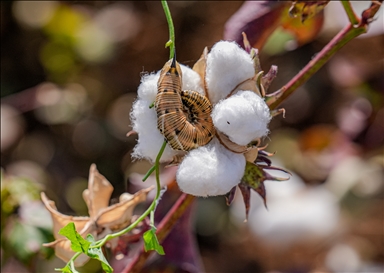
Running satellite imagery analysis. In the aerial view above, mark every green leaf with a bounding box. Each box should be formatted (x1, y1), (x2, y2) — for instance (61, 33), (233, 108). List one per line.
(86, 234), (113, 273)
(58, 222), (90, 254)
(143, 228), (165, 255)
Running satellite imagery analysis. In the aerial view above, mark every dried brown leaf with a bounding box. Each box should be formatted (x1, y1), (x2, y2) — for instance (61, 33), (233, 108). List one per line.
(83, 163), (114, 219)
(216, 131), (250, 154)
(42, 164), (154, 266)
(192, 47), (209, 99)
(41, 192), (91, 240)
(244, 146), (259, 163)
(95, 187), (153, 231)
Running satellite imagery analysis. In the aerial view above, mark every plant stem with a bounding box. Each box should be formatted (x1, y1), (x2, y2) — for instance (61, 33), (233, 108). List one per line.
(269, 0), (383, 110)
(142, 165), (156, 182)
(123, 193), (196, 273)
(91, 141), (167, 248)
(268, 23), (366, 110)
(161, 0), (175, 59)
(340, 0), (359, 25)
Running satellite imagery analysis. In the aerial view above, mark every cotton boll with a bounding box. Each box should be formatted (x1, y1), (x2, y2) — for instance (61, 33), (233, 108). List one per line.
(176, 138), (246, 197)
(131, 65), (203, 162)
(137, 72), (159, 102)
(206, 41), (255, 104)
(212, 91), (271, 145)
(180, 65), (205, 95)
(130, 99), (178, 162)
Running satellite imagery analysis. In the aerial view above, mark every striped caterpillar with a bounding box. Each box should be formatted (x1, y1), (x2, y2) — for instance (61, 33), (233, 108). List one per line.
(155, 57), (215, 151)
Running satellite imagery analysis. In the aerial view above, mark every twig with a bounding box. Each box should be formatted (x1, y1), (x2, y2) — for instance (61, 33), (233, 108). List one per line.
(123, 193), (196, 273)
(90, 142), (167, 248)
(340, 0), (359, 25)
(268, 0), (384, 110)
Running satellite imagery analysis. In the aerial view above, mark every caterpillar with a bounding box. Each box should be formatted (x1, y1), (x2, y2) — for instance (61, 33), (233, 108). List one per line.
(155, 57), (215, 151)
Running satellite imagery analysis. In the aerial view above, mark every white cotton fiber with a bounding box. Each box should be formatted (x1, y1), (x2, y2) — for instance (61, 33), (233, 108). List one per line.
(212, 90), (271, 145)
(131, 65), (203, 162)
(206, 41), (255, 104)
(130, 99), (178, 162)
(137, 72), (159, 102)
(180, 65), (205, 95)
(176, 138), (246, 197)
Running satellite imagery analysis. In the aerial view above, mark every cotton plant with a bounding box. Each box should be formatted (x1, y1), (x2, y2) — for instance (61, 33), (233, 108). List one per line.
(37, 0), (383, 271)
(130, 34), (288, 217)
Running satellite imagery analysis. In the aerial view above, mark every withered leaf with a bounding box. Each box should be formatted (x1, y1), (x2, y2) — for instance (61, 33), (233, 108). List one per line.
(216, 130), (250, 154)
(42, 164), (153, 267)
(192, 47), (209, 100)
(82, 164), (114, 219)
(95, 187), (152, 231)
(41, 192), (93, 240)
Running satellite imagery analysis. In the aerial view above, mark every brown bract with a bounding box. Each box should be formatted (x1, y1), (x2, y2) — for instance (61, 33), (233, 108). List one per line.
(41, 164), (153, 266)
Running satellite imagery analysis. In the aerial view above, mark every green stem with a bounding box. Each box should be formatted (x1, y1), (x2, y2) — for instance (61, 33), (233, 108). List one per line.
(161, 0), (175, 59)
(91, 141), (167, 248)
(90, 0), (175, 251)
(58, 252), (81, 271)
(268, 23), (366, 110)
(340, 0), (359, 25)
(142, 165), (156, 182)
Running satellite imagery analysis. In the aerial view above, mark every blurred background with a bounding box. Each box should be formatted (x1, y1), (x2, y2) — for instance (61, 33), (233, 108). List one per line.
(1, 1), (383, 272)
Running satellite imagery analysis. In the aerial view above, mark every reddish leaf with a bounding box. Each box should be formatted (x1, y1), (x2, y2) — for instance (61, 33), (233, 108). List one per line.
(225, 186), (237, 206)
(238, 184), (251, 221)
(224, 1), (289, 50)
(252, 180), (268, 210)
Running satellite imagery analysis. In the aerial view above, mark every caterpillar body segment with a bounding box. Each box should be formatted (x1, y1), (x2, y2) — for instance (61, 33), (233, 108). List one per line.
(155, 57), (215, 151)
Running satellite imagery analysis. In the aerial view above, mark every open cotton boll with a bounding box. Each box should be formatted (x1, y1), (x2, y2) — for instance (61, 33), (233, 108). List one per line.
(180, 65), (205, 95)
(212, 91), (271, 146)
(131, 64), (201, 162)
(176, 138), (246, 197)
(130, 98), (179, 163)
(206, 41), (255, 104)
(137, 72), (159, 102)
